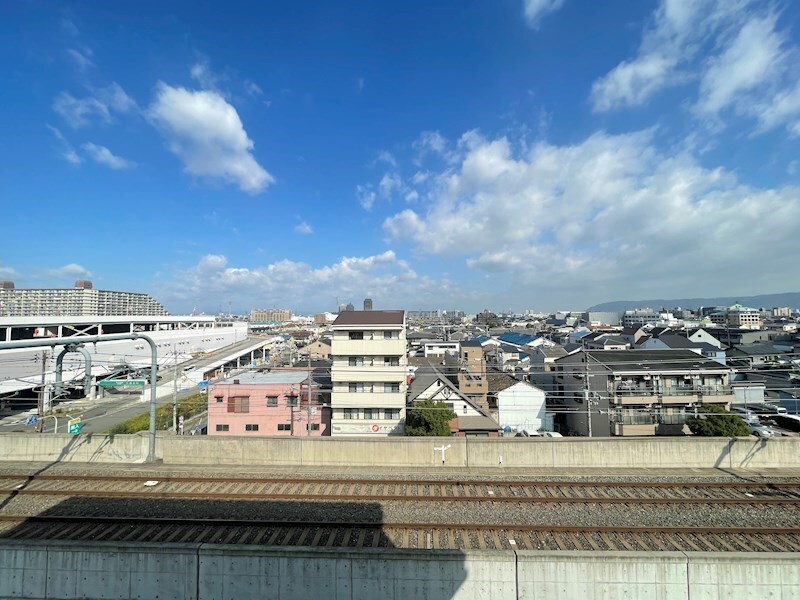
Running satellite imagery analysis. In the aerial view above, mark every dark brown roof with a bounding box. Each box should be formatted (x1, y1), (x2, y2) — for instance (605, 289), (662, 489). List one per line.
(333, 310), (405, 326)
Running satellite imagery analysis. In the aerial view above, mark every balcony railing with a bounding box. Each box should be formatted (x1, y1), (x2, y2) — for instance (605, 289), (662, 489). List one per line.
(613, 385), (732, 397)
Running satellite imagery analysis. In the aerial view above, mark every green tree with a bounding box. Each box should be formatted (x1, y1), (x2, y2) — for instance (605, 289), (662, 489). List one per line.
(405, 400), (456, 436)
(686, 404), (751, 437)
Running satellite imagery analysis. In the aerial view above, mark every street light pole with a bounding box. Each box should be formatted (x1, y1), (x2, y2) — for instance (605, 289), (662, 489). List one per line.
(172, 344), (178, 434)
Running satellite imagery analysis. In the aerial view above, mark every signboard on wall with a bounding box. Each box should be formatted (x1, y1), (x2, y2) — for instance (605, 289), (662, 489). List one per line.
(331, 422), (404, 435)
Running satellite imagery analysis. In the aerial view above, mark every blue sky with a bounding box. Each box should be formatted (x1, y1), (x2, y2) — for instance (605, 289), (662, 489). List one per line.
(1, 0), (799, 314)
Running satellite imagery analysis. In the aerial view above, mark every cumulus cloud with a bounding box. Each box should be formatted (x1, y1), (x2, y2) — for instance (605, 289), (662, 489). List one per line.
(47, 263), (92, 280)
(159, 251), (466, 313)
(81, 142), (136, 169)
(294, 221), (313, 235)
(523, 0), (565, 28)
(147, 82), (274, 193)
(382, 127), (800, 301)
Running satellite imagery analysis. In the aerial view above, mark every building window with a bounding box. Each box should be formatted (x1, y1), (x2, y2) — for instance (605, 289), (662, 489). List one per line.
(215, 424), (229, 432)
(348, 356), (364, 366)
(384, 357), (400, 366)
(245, 424), (259, 432)
(307, 423), (320, 431)
(384, 382), (400, 393)
(384, 330), (399, 339)
(343, 408), (358, 420)
(227, 396), (249, 413)
(349, 382), (365, 393)
(363, 408), (378, 419)
(277, 423), (291, 431)
(349, 332), (363, 340)
(215, 396), (223, 403)
(267, 396), (278, 406)
(287, 395), (299, 406)
(385, 409), (400, 420)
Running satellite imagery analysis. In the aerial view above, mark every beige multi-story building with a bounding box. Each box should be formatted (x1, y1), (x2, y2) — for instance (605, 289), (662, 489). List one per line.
(330, 310), (407, 436)
(710, 304), (762, 329)
(250, 309), (292, 323)
(0, 280), (168, 317)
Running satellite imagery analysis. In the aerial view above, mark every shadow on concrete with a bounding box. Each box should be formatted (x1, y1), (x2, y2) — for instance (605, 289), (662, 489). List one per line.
(0, 495), (469, 599)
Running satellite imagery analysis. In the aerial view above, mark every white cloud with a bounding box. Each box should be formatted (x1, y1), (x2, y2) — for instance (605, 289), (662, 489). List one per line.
(147, 82), (274, 193)
(66, 48), (93, 71)
(382, 127), (800, 301)
(591, 54), (678, 112)
(294, 221), (313, 235)
(52, 83), (136, 128)
(590, 0), (751, 112)
(190, 60), (225, 91)
(523, 0), (565, 28)
(53, 92), (110, 128)
(47, 263), (92, 280)
(356, 184), (376, 210)
(160, 251), (466, 313)
(61, 19), (79, 36)
(695, 14), (786, 118)
(376, 150), (397, 167)
(357, 77), (365, 93)
(46, 125), (82, 165)
(81, 142), (136, 170)
(94, 82), (137, 113)
(379, 172), (403, 200)
(244, 80), (263, 96)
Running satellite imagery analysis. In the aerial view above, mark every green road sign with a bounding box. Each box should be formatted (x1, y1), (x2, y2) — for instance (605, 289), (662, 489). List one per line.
(67, 418), (82, 434)
(98, 379), (145, 387)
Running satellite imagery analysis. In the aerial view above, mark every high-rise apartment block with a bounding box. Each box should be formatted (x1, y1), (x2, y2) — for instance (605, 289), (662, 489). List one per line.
(330, 310), (407, 436)
(0, 281), (168, 317)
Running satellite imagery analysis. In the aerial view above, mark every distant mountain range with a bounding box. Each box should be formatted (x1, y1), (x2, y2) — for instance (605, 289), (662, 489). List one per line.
(587, 292), (800, 313)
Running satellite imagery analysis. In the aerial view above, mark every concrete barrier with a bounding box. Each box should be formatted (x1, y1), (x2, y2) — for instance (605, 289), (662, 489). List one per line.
(2, 433), (800, 469)
(0, 541), (798, 599)
(0, 432), (149, 464)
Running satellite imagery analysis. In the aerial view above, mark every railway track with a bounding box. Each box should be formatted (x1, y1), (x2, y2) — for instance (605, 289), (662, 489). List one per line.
(1, 474), (800, 505)
(2, 474), (799, 552)
(0, 515), (798, 552)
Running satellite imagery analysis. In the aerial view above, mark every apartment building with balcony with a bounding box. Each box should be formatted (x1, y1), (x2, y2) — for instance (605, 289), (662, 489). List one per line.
(330, 310), (407, 436)
(0, 280), (168, 317)
(553, 350), (734, 437)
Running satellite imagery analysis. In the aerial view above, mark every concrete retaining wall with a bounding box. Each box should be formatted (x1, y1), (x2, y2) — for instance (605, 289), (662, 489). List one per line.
(1, 433), (799, 469)
(0, 433), (149, 464)
(0, 541), (798, 599)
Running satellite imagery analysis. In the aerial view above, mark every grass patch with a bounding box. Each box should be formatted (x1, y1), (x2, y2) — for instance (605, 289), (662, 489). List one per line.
(106, 393), (207, 434)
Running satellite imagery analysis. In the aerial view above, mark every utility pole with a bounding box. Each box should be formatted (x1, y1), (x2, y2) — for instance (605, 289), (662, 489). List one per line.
(584, 351), (592, 438)
(307, 338), (312, 437)
(172, 344), (178, 434)
(37, 350), (47, 433)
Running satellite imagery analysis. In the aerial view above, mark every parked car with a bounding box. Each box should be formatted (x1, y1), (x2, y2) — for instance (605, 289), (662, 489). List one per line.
(747, 423), (775, 438)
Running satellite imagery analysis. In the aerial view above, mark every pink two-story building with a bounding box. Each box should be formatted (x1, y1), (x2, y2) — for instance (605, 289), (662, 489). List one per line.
(208, 371), (330, 436)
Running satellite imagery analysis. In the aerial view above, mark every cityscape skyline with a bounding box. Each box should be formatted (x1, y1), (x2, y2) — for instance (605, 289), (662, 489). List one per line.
(2, 2), (799, 314)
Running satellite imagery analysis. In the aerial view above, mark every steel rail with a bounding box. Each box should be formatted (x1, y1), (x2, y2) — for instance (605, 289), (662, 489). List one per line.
(2, 487), (799, 505)
(2, 473), (799, 490)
